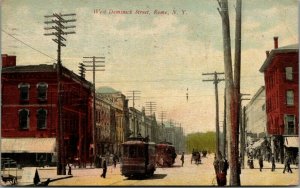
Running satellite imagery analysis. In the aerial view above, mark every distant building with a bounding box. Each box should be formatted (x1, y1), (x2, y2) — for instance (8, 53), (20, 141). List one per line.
(128, 107), (146, 138)
(1, 55), (93, 167)
(245, 86), (267, 139)
(259, 37), (299, 163)
(96, 87), (129, 156)
(94, 95), (113, 157)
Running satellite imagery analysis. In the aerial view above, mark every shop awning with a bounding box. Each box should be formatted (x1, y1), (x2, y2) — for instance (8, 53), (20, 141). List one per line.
(284, 137), (299, 148)
(1, 138), (56, 153)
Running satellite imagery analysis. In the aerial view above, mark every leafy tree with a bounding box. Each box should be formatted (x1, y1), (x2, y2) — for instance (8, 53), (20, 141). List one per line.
(185, 131), (216, 154)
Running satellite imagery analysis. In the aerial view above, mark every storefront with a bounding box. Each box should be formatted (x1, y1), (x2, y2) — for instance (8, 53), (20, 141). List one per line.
(1, 138), (56, 167)
(284, 136), (299, 165)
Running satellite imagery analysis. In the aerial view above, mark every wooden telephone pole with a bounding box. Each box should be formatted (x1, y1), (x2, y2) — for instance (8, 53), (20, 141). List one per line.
(127, 90), (141, 108)
(145, 101), (157, 116)
(218, 0), (242, 185)
(44, 13), (76, 175)
(240, 94), (250, 169)
(202, 72), (225, 160)
(82, 56), (105, 165)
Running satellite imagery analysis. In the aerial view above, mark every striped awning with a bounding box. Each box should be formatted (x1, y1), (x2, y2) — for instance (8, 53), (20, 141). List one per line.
(1, 138), (56, 153)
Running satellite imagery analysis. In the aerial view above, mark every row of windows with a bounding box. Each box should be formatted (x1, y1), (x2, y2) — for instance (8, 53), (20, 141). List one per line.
(19, 83), (48, 101)
(19, 109), (47, 130)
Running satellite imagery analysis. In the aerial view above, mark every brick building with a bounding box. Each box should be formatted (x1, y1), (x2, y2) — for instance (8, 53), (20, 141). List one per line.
(1, 55), (93, 167)
(259, 37), (299, 163)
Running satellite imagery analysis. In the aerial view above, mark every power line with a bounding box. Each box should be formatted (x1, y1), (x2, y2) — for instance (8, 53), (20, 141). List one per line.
(2, 29), (56, 60)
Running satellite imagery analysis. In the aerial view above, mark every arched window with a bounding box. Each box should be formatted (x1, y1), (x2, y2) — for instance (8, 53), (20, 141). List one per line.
(18, 83), (30, 101)
(37, 82), (48, 101)
(37, 109), (47, 129)
(19, 109), (29, 129)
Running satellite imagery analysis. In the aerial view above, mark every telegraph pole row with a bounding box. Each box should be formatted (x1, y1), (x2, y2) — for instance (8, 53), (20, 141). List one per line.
(127, 90), (141, 108)
(145, 101), (157, 116)
(202, 72), (225, 160)
(44, 12), (76, 175)
(82, 56), (105, 165)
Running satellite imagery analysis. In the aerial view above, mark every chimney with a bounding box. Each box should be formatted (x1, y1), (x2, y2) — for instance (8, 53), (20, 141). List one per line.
(266, 51), (270, 58)
(274, 36), (278, 49)
(2, 54), (16, 67)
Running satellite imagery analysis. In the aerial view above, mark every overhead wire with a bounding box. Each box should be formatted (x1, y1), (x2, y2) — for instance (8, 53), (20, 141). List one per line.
(1, 29), (56, 61)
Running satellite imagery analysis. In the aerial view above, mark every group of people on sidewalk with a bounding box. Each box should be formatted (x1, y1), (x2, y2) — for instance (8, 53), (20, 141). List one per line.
(256, 153), (293, 173)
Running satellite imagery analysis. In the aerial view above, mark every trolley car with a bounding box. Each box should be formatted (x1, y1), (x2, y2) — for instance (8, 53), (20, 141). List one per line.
(120, 136), (156, 178)
(156, 141), (177, 167)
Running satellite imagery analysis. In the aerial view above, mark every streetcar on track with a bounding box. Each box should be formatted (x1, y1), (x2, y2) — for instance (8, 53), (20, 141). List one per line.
(156, 141), (177, 167)
(120, 135), (156, 178)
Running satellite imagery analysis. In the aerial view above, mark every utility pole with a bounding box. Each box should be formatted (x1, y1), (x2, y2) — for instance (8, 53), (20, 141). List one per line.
(240, 94), (250, 169)
(233, 0), (242, 185)
(160, 111), (167, 125)
(202, 72), (225, 160)
(44, 13), (76, 175)
(217, 0), (238, 185)
(78, 62), (86, 78)
(160, 111), (167, 142)
(127, 90), (141, 108)
(242, 106), (247, 169)
(82, 56), (105, 165)
(223, 87), (227, 158)
(223, 88), (228, 157)
(145, 101), (157, 116)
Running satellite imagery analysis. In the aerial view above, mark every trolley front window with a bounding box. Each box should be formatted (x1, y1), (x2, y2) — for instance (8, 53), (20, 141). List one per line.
(122, 145), (145, 158)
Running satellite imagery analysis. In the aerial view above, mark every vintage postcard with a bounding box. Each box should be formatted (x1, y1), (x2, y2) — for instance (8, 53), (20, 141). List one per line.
(1, 0), (298, 186)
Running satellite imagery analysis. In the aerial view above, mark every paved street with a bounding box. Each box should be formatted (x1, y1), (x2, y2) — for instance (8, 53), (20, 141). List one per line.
(49, 154), (298, 186)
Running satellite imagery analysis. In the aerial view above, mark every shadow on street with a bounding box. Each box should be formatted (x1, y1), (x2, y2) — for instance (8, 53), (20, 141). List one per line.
(125, 174), (167, 180)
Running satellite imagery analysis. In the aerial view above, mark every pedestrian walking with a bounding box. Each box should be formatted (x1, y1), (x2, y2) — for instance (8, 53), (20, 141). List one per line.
(258, 155), (263, 172)
(223, 158), (229, 175)
(213, 155), (220, 174)
(100, 159), (107, 178)
(67, 163), (72, 175)
(198, 151), (202, 164)
(113, 154), (117, 168)
(271, 155), (276, 171)
(180, 152), (184, 167)
(283, 155), (293, 173)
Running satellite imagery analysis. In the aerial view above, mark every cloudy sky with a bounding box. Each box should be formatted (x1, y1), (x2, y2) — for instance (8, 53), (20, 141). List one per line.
(1, 0), (298, 134)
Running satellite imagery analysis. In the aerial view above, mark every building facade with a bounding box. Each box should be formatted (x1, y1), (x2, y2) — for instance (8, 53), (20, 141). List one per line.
(94, 95), (113, 158)
(259, 37), (299, 163)
(245, 86), (267, 139)
(1, 55), (93, 167)
(96, 87), (129, 156)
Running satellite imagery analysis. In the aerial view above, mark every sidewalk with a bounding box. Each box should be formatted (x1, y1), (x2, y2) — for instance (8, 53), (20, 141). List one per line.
(1, 166), (72, 186)
(243, 157), (298, 170)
